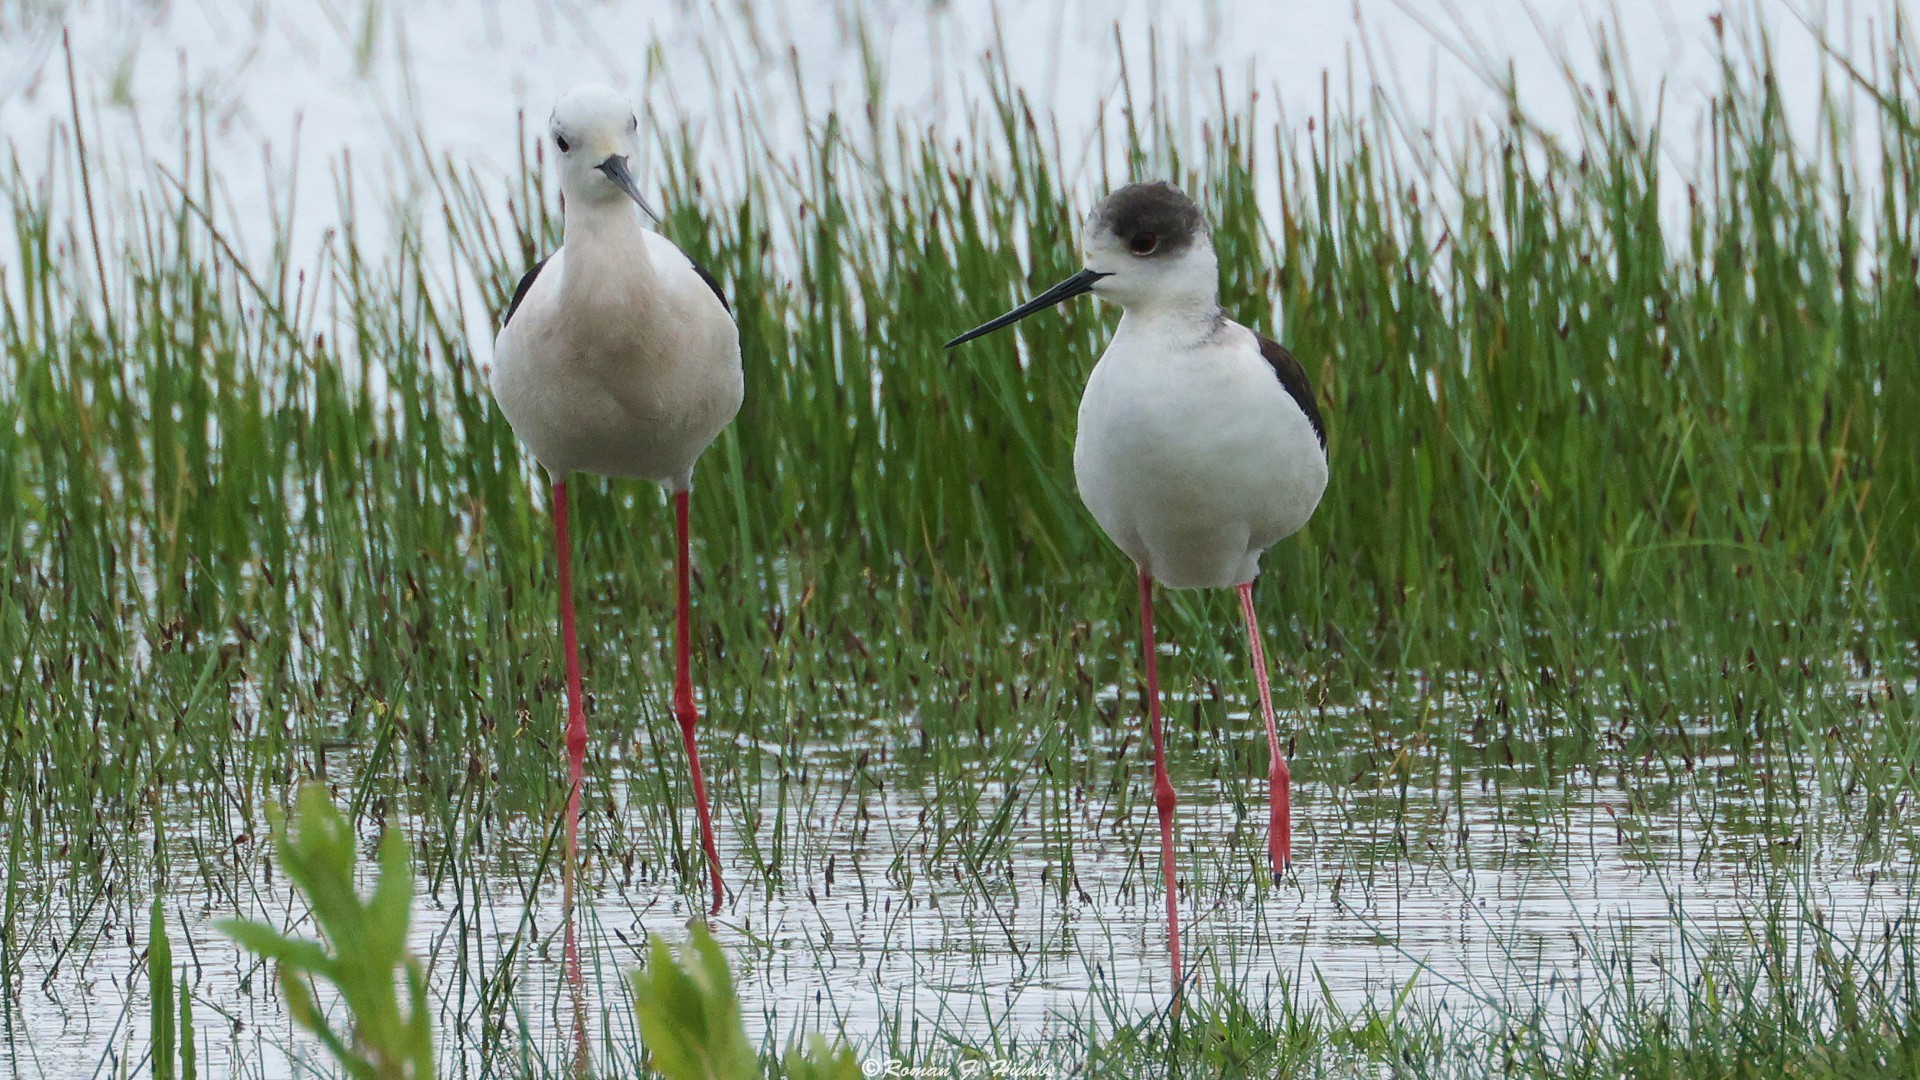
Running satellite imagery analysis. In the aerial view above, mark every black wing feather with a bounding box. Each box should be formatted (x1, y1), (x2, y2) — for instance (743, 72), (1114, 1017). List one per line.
(503, 251), (727, 326)
(689, 259), (730, 313)
(502, 256), (548, 328)
(1255, 333), (1326, 448)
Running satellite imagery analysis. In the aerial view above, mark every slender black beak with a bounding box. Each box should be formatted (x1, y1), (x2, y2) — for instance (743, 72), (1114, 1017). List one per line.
(596, 155), (662, 223)
(944, 268), (1111, 348)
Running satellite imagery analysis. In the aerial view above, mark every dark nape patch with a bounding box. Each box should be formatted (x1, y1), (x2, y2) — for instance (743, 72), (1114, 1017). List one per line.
(502, 255), (549, 327)
(1255, 332), (1327, 448)
(1094, 181), (1206, 256)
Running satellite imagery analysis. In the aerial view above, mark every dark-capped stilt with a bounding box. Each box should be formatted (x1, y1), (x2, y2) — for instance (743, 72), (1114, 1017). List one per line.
(948, 181), (1328, 1007)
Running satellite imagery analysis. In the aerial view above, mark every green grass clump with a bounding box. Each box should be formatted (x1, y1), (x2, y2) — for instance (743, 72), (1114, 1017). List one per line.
(1065, 924), (1920, 1079)
(1, 16), (1912, 846)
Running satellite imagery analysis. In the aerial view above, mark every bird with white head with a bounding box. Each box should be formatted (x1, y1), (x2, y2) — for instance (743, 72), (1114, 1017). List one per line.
(490, 82), (743, 958)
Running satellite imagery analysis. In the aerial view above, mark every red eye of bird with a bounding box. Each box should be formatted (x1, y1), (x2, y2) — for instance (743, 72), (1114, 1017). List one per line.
(1129, 231), (1158, 255)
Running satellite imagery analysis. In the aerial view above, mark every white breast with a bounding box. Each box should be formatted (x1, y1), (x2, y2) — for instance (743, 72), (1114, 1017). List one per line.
(1073, 318), (1326, 589)
(490, 225), (743, 488)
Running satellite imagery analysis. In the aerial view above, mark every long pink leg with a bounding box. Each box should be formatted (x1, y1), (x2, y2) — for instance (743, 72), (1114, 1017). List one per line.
(674, 489), (724, 916)
(551, 480), (590, 1073)
(1137, 570), (1182, 1011)
(1239, 582), (1290, 878)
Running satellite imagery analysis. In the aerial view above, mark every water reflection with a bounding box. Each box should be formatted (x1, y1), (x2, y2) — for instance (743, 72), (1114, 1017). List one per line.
(6, 708), (1912, 1075)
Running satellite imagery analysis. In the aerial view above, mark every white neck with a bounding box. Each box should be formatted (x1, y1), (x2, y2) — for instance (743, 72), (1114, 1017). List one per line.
(560, 199), (659, 298)
(562, 194), (651, 246)
(1115, 296), (1227, 347)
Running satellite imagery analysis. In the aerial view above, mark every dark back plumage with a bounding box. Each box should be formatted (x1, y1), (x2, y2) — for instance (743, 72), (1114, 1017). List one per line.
(502, 256), (549, 327)
(1255, 333), (1326, 448)
(689, 261), (730, 313)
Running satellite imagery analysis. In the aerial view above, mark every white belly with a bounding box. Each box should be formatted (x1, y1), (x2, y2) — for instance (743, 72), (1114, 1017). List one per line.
(490, 233), (743, 488)
(1073, 324), (1327, 589)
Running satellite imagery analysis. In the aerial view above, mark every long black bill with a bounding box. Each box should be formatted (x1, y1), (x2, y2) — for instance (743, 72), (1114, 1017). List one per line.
(596, 155), (662, 223)
(944, 268), (1110, 349)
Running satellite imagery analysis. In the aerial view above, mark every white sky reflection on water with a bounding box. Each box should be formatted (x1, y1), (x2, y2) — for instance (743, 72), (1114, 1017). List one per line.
(0, 0), (1893, 255)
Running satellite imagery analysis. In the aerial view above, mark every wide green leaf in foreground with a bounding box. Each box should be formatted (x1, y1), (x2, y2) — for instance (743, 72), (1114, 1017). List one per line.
(630, 926), (759, 1080)
(631, 925), (863, 1080)
(219, 783), (434, 1080)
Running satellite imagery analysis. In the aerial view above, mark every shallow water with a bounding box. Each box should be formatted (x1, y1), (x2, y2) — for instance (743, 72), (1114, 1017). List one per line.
(6, 694), (1913, 1076)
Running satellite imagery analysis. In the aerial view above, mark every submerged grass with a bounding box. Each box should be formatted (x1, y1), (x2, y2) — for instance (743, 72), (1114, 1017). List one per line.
(1, 7), (1918, 1078)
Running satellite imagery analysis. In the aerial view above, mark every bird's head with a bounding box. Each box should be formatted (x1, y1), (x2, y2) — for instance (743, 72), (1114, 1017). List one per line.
(549, 83), (659, 221)
(945, 181), (1218, 348)
(1078, 182), (1218, 310)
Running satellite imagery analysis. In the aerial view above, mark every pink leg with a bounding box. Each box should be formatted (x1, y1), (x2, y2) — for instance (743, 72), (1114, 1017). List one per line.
(1239, 582), (1290, 878)
(551, 480), (590, 1073)
(1138, 570), (1183, 1011)
(674, 489), (724, 916)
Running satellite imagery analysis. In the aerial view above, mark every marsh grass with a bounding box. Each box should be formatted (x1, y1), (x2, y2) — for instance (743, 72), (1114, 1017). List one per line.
(1, 8), (1917, 1078)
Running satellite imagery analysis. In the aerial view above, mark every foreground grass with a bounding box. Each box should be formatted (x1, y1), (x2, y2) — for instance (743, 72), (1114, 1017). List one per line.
(1, 9), (1917, 1078)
